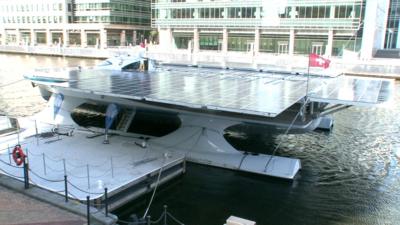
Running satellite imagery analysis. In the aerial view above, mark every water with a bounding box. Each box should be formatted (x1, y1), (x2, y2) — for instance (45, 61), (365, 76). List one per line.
(0, 53), (399, 225)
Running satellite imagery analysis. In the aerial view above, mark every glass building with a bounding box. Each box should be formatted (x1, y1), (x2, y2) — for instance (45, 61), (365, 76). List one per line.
(0, 0), (151, 48)
(152, 0), (391, 58)
(385, 0), (400, 48)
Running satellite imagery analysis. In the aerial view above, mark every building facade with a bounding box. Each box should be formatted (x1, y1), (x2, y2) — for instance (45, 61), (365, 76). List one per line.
(152, 0), (390, 58)
(0, 0), (151, 48)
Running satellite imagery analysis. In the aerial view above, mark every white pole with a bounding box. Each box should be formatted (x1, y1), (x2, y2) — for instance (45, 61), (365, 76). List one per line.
(35, 120), (39, 146)
(110, 156), (114, 178)
(42, 153), (47, 175)
(87, 164), (90, 189)
(63, 158), (66, 176)
(7, 145), (11, 164)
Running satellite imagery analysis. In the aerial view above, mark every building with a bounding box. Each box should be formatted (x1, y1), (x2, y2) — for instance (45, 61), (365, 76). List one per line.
(385, 0), (400, 49)
(152, 0), (391, 58)
(0, 0), (151, 48)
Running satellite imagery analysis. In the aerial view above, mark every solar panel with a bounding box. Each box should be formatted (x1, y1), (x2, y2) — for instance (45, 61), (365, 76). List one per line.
(308, 76), (394, 106)
(34, 66), (394, 118)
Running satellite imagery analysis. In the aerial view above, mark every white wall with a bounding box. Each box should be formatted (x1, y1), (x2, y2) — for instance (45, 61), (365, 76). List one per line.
(158, 27), (173, 50)
(360, 0), (390, 59)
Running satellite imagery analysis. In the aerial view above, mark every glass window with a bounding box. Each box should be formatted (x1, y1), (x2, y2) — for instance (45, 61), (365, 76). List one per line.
(228, 35), (254, 51)
(200, 34), (222, 50)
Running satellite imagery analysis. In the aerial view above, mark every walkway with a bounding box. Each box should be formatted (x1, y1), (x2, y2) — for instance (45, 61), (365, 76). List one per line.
(0, 185), (85, 225)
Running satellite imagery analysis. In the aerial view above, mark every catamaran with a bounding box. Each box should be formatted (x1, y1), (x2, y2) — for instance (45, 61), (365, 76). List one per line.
(21, 55), (394, 180)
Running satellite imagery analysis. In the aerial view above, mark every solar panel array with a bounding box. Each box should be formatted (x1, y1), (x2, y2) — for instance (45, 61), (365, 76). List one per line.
(40, 66), (393, 117)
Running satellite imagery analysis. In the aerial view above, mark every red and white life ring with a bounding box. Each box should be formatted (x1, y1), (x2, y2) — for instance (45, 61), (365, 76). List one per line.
(12, 145), (25, 166)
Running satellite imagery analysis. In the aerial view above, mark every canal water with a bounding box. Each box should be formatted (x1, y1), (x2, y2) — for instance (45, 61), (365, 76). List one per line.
(0, 53), (399, 225)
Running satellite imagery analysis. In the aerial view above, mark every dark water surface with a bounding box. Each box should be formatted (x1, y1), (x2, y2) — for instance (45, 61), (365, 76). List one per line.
(0, 53), (399, 225)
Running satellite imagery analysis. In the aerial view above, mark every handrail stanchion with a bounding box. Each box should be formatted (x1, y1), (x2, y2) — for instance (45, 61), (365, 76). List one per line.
(64, 175), (68, 202)
(7, 145), (11, 164)
(104, 188), (108, 217)
(110, 156), (114, 178)
(23, 156), (29, 189)
(63, 158), (66, 176)
(87, 164), (90, 189)
(42, 153), (47, 175)
(86, 195), (91, 225)
(164, 205), (167, 225)
(35, 120), (39, 145)
(147, 215), (151, 225)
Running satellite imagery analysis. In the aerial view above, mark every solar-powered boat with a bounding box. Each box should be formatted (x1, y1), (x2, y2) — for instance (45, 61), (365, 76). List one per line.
(23, 62), (394, 180)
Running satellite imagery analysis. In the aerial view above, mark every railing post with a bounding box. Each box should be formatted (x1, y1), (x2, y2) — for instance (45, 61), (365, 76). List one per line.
(7, 145), (11, 164)
(147, 215), (151, 225)
(104, 188), (108, 217)
(86, 195), (90, 225)
(164, 205), (167, 225)
(63, 158), (66, 176)
(87, 164), (90, 189)
(110, 156), (114, 178)
(35, 120), (39, 145)
(23, 157), (29, 189)
(42, 153), (47, 175)
(64, 175), (68, 202)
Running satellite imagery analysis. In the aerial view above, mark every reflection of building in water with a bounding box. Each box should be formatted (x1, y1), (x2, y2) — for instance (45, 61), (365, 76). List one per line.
(153, 0), (393, 58)
(0, 0), (151, 48)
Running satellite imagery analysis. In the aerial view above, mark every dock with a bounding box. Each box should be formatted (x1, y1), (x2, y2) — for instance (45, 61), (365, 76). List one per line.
(0, 117), (186, 211)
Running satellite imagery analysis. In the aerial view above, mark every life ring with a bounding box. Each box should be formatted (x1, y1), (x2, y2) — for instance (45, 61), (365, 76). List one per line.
(12, 145), (25, 166)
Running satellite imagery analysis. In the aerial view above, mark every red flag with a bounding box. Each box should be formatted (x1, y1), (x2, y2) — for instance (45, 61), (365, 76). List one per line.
(309, 53), (330, 69)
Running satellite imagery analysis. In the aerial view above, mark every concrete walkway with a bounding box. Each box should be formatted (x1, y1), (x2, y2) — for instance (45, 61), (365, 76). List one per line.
(0, 185), (86, 225)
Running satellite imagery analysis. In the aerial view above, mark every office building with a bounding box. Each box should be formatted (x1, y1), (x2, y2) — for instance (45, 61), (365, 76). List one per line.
(152, 0), (391, 58)
(0, 0), (151, 48)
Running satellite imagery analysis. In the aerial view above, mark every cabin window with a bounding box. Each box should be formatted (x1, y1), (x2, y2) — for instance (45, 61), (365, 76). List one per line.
(97, 60), (112, 66)
(122, 62), (141, 70)
(71, 103), (122, 129)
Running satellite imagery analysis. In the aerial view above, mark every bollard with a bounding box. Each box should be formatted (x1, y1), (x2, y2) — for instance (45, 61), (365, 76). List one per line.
(42, 153), (47, 175)
(23, 157), (29, 189)
(86, 196), (90, 225)
(104, 188), (108, 217)
(64, 175), (68, 202)
(164, 205), (167, 225)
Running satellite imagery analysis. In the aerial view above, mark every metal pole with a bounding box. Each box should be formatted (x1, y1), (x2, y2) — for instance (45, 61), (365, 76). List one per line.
(86, 196), (90, 225)
(17, 127), (20, 145)
(63, 158), (66, 176)
(306, 55), (311, 97)
(23, 157), (29, 189)
(42, 153), (47, 175)
(104, 188), (108, 217)
(147, 215), (151, 225)
(7, 145), (11, 164)
(35, 120), (39, 146)
(164, 205), (167, 225)
(64, 175), (68, 202)
(110, 156), (114, 178)
(87, 164), (90, 189)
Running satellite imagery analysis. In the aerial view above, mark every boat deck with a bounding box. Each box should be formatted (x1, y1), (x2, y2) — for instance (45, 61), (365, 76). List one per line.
(0, 119), (185, 208)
